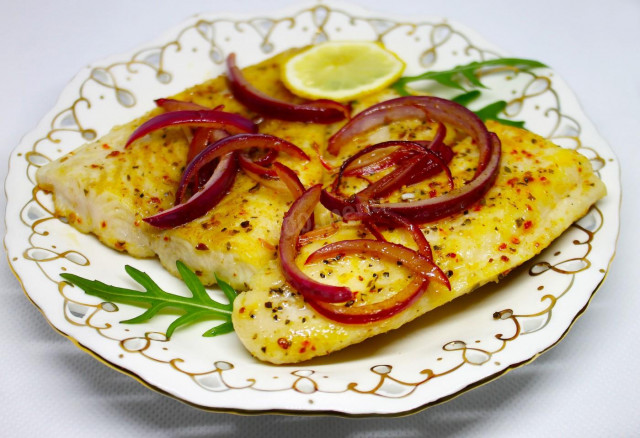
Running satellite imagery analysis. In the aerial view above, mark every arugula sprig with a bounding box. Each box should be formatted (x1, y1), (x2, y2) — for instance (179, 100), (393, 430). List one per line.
(392, 57), (547, 126)
(60, 261), (238, 338)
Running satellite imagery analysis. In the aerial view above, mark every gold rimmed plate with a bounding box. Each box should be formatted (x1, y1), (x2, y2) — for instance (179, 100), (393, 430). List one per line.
(4, 1), (620, 415)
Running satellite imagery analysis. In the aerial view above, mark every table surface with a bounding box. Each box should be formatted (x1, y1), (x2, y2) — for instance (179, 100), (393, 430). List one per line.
(1, 0), (638, 436)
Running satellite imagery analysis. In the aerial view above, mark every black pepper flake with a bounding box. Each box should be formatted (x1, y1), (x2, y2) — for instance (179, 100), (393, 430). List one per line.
(383, 272), (390, 278)
(240, 220), (250, 228)
(265, 302), (273, 309)
(319, 273), (326, 279)
(447, 270), (454, 277)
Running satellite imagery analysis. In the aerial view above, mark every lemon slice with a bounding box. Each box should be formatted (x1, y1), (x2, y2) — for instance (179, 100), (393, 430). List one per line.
(282, 41), (405, 102)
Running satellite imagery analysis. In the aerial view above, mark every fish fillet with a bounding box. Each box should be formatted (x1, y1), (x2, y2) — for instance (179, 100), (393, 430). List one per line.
(36, 51), (606, 364)
(232, 120), (606, 363)
(36, 50), (329, 290)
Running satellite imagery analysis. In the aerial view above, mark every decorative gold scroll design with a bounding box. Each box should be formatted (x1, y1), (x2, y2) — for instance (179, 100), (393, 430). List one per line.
(12, 3), (610, 404)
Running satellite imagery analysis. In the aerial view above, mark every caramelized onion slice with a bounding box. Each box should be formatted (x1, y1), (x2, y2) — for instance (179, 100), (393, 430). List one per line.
(305, 239), (450, 289)
(307, 277), (428, 324)
(279, 186), (353, 303)
(176, 133), (309, 204)
(373, 132), (501, 222)
(125, 110), (257, 148)
(226, 54), (350, 124)
(327, 96), (491, 165)
(143, 152), (237, 228)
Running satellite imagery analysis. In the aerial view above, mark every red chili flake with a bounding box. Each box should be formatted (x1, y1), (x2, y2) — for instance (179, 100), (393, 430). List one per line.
(507, 177), (518, 187)
(429, 190), (438, 198)
(195, 243), (209, 251)
(540, 176), (547, 182)
(498, 243), (507, 250)
(489, 258), (494, 263)
(90, 164), (100, 169)
(102, 143), (110, 149)
(524, 220), (533, 230)
(239, 307), (245, 314)
(501, 255), (510, 262)
(101, 221), (107, 228)
(149, 197), (161, 204)
(299, 347), (307, 354)
(526, 204), (533, 211)
(511, 237), (520, 244)
(106, 150), (120, 158)
(447, 252), (457, 258)
(277, 338), (291, 350)
(163, 236), (170, 241)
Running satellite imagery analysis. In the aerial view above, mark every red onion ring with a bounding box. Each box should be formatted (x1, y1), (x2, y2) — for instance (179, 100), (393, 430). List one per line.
(304, 239), (450, 288)
(307, 277), (428, 324)
(125, 110), (257, 148)
(155, 98), (218, 112)
(328, 96), (491, 165)
(143, 152), (237, 228)
(279, 185), (354, 303)
(226, 53), (350, 124)
(176, 133), (309, 204)
(298, 223), (339, 247)
(238, 154), (278, 179)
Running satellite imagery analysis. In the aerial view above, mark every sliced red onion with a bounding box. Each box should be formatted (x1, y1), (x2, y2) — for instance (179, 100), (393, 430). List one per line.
(273, 162), (314, 232)
(155, 98), (215, 112)
(125, 110), (257, 148)
(226, 53), (350, 124)
(345, 210), (434, 262)
(327, 96), (491, 161)
(355, 147), (453, 205)
(298, 223), (339, 247)
(143, 152), (237, 228)
(307, 277), (428, 324)
(252, 148), (278, 165)
(176, 133), (309, 204)
(238, 154), (278, 179)
(279, 185), (353, 303)
(304, 239), (450, 288)
(372, 132), (501, 222)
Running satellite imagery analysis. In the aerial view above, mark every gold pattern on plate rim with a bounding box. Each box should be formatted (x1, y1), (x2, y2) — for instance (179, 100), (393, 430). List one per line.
(5, 2), (618, 415)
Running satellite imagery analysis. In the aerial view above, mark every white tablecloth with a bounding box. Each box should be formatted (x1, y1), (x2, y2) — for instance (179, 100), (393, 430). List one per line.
(1, 0), (638, 436)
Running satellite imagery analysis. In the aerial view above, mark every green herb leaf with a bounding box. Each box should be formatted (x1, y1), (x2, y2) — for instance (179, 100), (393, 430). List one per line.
(474, 101), (526, 128)
(60, 261), (237, 338)
(393, 57), (546, 127)
(393, 58), (547, 95)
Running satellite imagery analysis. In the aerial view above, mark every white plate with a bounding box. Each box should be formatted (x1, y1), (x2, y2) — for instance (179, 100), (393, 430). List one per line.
(4, 1), (620, 416)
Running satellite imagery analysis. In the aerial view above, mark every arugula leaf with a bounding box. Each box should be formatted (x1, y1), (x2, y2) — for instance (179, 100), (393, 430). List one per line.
(393, 58), (547, 95)
(452, 90), (525, 128)
(392, 57), (546, 127)
(60, 261), (238, 338)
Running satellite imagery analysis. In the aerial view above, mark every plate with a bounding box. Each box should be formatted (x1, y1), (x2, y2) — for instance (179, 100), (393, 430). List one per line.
(4, 1), (620, 415)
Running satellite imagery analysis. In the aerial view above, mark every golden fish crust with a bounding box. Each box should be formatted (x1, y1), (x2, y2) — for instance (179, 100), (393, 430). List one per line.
(36, 50), (330, 290)
(232, 120), (606, 363)
(36, 50), (606, 364)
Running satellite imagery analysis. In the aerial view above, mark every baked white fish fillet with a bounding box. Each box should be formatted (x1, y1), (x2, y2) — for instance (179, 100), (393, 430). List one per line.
(36, 51), (329, 290)
(36, 50), (606, 364)
(231, 120), (606, 363)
